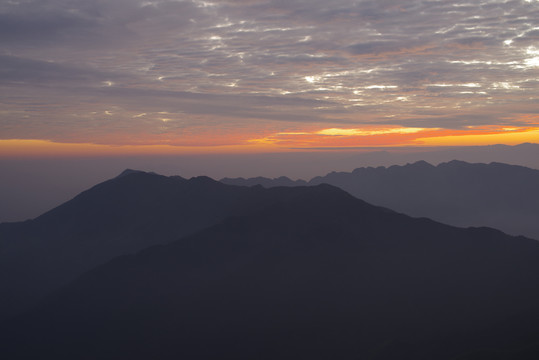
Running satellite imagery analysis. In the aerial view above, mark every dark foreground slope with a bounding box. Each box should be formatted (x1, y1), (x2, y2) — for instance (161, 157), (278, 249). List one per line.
(222, 160), (539, 240)
(3, 185), (539, 360)
(0, 170), (311, 319)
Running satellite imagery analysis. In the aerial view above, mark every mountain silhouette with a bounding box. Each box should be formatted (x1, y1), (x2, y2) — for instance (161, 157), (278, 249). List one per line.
(221, 160), (539, 240)
(0, 171), (321, 319)
(2, 183), (539, 359)
(221, 175), (308, 187)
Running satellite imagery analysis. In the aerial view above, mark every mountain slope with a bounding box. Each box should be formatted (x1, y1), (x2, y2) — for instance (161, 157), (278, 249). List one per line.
(0, 171), (314, 319)
(2, 184), (539, 360)
(221, 160), (539, 240)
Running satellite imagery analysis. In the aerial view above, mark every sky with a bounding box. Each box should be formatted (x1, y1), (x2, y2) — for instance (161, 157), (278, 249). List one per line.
(1, 0), (539, 156)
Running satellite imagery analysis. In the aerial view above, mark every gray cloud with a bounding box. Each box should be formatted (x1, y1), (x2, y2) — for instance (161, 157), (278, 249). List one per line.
(0, 54), (124, 85)
(1, 0), (538, 145)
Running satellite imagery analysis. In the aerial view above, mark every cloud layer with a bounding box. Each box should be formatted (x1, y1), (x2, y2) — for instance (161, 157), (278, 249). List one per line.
(1, 0), (538, 149)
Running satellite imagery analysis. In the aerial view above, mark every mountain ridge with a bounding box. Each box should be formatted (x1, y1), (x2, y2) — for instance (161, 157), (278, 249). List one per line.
(0, 171), (298, 318)
(0, 170), (394, 319)
(221, 160), (539, 240)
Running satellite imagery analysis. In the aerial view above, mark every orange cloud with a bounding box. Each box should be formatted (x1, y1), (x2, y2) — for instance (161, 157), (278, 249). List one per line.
(247, 126), (539, 148)
(417, 127), (539, 146)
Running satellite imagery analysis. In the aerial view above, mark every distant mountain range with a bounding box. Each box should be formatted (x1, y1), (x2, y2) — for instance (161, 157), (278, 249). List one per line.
(2, 174), (539, 359)
(222, 160), (539, 240)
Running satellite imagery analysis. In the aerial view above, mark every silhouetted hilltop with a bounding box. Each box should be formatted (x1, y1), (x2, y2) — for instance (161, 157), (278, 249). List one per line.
(0, 171), (322, 319)
(2, 183), (539, 359)
(115, 168), (149, 178)
(222, 160), (539, 240)
(221, 175), (307, 187)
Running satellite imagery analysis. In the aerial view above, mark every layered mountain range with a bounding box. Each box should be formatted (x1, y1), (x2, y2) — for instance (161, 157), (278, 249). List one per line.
(1, 167), (539, 359)
(222, 160), (539, 240)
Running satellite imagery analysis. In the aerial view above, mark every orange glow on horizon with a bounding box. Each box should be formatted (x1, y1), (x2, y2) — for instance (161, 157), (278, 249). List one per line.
(1, 125), (538, 157)
(247, 126), (539, 148)
(418, 127), (539, 146)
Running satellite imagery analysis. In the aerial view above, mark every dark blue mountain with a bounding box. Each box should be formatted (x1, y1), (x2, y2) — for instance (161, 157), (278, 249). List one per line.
(0, 171), (314, 319)
(2, 183), (539, 359)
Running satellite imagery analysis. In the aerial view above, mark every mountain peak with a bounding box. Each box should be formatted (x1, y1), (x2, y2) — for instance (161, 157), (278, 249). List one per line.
(189, 175), (218, 183)
(116, 169), (147, 178)
(438, 160), (471, 168)
(407, 160), (435, 168)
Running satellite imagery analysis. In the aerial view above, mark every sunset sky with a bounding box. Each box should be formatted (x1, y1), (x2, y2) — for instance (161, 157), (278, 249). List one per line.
(1, 0), (538, 156)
